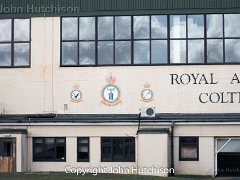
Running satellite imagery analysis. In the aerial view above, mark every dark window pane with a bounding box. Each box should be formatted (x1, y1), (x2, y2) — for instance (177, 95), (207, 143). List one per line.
(102, 138), (111, 145)
(79, 17), (95, 40)
(151, 40), (168, 64)
(56, 138), (65, 143)
(0, 44), (11, 66)
(151, 15), (167, 38)
(0, 19), (11, 42)
(34, 138), (43, 144)
(78, 143), (89, 161)
(78, 146), (89, 153)
(188, 40), (204, 63)
(181, 137), (198, 144)
(62, 42), (78, 65)
(125, 138), (134, 145)
(3, 142), (12, 157)
(207, 14), (223, 38)
(170, 15), (186, 38)
(45, 138), (54, 144)
(79, 42), (95, 65)
(62, 18), (78, 40)
(14, 19), (30, 41)
(101, 137), (135, 162)
(113, 139), (124, 161)
(102, 146), (111, 161)
(98, 41), (113, 64)
(179, 137), (199, 161)
(188, 15), (204, 38)
(33, 137), (66, 162)
(170, 40), (186, 63)
(78, 138), (88, 144)
(134, 41), (150, 64)
(225, 14), (240, 37)
(115, 41), (131, 64)
(34, 145), (43, 160)
(125, 146), (135, 161)
(181, 146), (198, 159)
(44, 138), (55, 159)
(56, 145), (65, 160)
(14, 43), (29, 66)
(134, 16), (150, 39)
(225, 39), (240, 63)
(98, 17), (113, 40)
(115, 16), (131, 39)
(207, 39), (223, 63)
(78, 151), (89, 160)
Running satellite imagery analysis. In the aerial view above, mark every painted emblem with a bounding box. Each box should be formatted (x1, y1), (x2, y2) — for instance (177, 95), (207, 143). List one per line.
(70, 84), (83, 103)
(101, 73), (121, 106)
(141, 82), (154, 102)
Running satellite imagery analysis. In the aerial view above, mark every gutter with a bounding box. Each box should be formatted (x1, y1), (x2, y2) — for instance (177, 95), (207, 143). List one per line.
(2, 121), (240, 126)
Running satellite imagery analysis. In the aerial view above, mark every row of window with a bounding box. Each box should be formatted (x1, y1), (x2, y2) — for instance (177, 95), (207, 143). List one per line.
(32, 136), (198, 162)
(61, 14), (240, 66)
(33, 137), (135, 162)
(2, 14), (240, 68)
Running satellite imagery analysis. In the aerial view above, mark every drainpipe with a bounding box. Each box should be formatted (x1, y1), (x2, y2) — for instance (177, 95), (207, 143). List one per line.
(137, 113), (141, 132)
(170, 121), (175, 176)
(136, 113), (141, 176)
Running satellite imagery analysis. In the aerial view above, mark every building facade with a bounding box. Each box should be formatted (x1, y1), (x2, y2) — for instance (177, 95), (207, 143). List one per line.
(0, 0), (240, 177)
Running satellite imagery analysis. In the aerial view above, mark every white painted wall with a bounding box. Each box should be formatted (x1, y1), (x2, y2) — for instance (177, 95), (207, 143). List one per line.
(174, 136), (214, 176)
(138, 133), (169, 177)
(0, 17), (239, 115)
(21, 134), (28, 172)
(172, 124), (240, 176)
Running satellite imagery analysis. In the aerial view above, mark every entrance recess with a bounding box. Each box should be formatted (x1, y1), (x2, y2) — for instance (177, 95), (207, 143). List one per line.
(216, 138), (240, 176)
(0, 138), (16, 172)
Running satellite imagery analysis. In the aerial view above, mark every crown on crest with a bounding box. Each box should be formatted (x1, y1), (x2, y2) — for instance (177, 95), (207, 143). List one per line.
(144, 82), (151, 89)
(106, 73), (116, 84)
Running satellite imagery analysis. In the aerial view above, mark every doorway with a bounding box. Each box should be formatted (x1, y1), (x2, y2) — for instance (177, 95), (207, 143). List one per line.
(0, 138), (16, 172)
(216, 138), (240, 176)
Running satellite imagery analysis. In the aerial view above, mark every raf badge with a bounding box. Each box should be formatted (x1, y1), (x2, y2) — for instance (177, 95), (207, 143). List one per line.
(70, 84), (83, 103)
(101, 73), (121, 106)
(141, 82), (154, 102)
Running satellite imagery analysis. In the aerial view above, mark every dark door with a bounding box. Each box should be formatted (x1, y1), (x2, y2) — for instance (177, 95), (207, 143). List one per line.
(0, 138), (16, 172)
(217, 152), (240, 176)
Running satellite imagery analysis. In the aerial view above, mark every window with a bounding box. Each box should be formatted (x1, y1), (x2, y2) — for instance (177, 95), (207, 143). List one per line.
(33, 137), (66, 162)
(61, 14), (240, 66)
(101, 137), (135, 162)
(224, 14), (240, 63)
(179, 137), (199, 161)
(0, 18), (30, 67)
(0, 138), (14, 157)
(77, 137), (89, 162)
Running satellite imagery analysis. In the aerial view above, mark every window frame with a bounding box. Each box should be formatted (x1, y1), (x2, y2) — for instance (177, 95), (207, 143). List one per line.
(0, 18), (31, 68)
(32, 137), (66, 162)
(101, 137), (135, 162)
(77, 137), (90, 162)
(179, 136), (199, 161)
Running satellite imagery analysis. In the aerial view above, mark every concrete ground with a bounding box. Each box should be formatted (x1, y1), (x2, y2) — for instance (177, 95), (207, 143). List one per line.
(215, 177), (240, 180)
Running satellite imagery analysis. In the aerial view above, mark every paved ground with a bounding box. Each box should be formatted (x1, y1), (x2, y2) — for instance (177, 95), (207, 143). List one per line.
(215, 177), (240, 180)
(0, 173), (214, 180)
